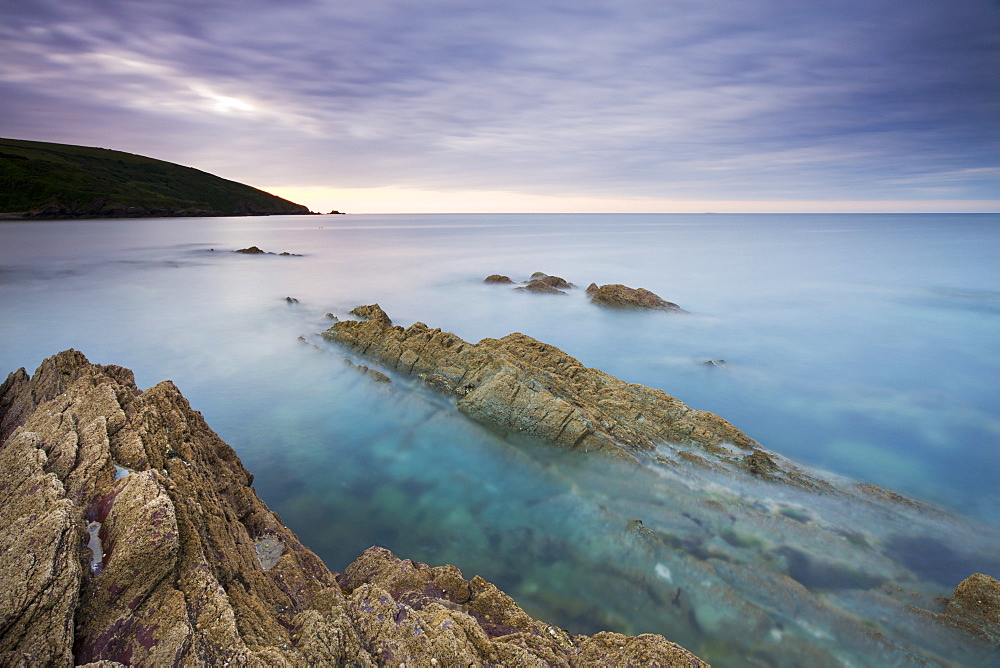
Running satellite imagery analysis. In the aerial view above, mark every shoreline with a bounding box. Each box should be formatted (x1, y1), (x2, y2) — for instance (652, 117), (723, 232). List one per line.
(0, 350), (709, 666)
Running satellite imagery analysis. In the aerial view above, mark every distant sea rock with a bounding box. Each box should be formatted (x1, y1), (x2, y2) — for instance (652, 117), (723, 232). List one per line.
(528, 272), (574, 289)
(0, 350), (707, 666)
(515, 279), (567, 294)
(588, 283), (683, 311)
(234, 246), (302, 256)
(485, 272), (681, 310)
(484, 271), (574, 294)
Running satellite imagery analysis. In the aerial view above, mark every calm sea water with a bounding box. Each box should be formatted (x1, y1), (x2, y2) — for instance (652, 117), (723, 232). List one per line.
(2, 213), (998, 665)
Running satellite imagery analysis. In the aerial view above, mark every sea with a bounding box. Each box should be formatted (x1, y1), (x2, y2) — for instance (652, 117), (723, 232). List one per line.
(1, 213), (998, 666)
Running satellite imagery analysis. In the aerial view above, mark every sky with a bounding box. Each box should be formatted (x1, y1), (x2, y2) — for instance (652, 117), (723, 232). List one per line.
(1, 0), (998, 213)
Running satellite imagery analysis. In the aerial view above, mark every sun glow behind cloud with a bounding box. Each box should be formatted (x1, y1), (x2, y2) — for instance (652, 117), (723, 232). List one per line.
(1, 0), (997, 210)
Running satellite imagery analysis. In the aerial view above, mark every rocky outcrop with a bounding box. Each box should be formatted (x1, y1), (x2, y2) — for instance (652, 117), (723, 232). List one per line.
(484, 272), (573, 292)
(588, 283), (682, 311)
(234, 246), (303, 256)
(529, 273), (573, 289)
(947, 573), (1000, 644)
(486, 273), (681, 310)
(516, 279), (567, 294)
(323, 305), (779, 468)
(0, 350), (706, 666)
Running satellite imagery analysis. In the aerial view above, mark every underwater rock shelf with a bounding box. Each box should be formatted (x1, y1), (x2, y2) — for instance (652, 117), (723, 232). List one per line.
(321, 304), (1000, 665)
(0, 350), (706, 666)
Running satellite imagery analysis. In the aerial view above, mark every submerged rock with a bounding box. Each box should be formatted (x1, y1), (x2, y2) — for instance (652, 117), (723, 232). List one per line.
(0, 350), (705, 666)
(484, 274), (515, 284)
(343, 357), (392, 383)
(589, 283), (683, 311)
(324, 305), (768, 465)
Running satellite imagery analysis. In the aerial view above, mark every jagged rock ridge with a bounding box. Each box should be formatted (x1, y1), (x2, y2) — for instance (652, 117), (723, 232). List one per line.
(0, 350), (706, 666)
(323, 305), (807, 476)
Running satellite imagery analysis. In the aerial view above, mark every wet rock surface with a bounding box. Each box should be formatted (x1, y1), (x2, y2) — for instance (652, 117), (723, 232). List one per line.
(0, 350), (706, 666)
(947, 573), (1000, 643)
(323, 305), (794, 470)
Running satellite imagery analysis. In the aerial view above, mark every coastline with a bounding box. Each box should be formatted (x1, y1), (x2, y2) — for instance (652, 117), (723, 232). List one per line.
(0, 350), (707, 666)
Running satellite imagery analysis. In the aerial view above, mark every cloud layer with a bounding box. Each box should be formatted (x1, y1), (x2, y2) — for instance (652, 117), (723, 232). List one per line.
(2, 0), (998, 209)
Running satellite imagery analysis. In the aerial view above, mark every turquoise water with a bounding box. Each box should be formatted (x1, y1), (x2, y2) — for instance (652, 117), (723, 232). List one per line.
(1, 213), (998, 665)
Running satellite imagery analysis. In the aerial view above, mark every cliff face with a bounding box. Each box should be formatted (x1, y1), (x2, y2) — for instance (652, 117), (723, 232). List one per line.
(0, 350), (706, 666)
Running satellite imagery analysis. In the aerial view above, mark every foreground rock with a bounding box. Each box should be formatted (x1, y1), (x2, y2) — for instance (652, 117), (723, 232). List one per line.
(587, 283), (682, 311)
(0, 350), (706, 666)
(324, 305), (792, 472)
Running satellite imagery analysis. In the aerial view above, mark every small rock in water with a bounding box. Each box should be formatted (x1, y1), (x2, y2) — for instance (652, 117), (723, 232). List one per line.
(286, 296), (299, 304)
(703, 359), (727, 368)
(233, 246), (301, 256)
(589, 283), (682, 311)
(484, 274), (514, 284)
(515, 280), (567, 295)
(533, 274), (573, 289)
(947, 573), (1000, 643)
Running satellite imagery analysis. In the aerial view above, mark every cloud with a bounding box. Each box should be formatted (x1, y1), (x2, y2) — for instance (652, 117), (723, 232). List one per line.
(1, 0), (997, 209)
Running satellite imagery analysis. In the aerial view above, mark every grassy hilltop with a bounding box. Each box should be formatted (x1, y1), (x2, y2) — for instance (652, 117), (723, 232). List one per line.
(0, 138), (311, 218)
